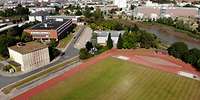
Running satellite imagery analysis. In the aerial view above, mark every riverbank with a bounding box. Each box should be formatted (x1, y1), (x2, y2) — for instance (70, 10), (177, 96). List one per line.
(139, 22), (200, 41)
(118, 19), (200, 49)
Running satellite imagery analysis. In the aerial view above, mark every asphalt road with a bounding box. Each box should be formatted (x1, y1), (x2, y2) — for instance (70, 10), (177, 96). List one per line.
(0, 26), (85, 88)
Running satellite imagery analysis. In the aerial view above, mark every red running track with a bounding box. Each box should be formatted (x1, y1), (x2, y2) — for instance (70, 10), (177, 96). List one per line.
(13, 49), (117, 100)
(12, 49), (200, 100)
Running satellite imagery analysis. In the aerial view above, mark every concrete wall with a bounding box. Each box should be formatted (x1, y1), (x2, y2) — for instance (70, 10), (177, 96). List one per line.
(9, 47), (50, 72)
(22, 48), (50, 72)
(24, 29), (58, 39)
(97, 37), (119, 46)
(8, 48), (23, 67)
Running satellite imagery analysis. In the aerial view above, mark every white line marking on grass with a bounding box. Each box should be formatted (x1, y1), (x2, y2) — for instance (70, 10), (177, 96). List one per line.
(178, 71), (199, 80)
(116, 56), (130, 61)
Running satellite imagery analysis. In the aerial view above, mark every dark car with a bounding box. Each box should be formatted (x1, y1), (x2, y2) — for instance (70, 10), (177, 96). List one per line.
(61, 52), (65, 56)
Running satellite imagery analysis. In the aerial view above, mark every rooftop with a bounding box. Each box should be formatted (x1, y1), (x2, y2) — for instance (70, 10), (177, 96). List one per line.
(29, 19), (70, 30)
(30, 11), (49, 16)
(9, 42), (48, 55)
(95, 30), (125, 37)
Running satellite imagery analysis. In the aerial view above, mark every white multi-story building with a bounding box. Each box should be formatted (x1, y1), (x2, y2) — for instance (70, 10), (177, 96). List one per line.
(8, 42), (50, 72)
(29, 7), (55, 13)
(29, 11), (49, 22)
(134, 6), (199, 20)
(95, 30), (125, 47)
(114, 0), (127, 9)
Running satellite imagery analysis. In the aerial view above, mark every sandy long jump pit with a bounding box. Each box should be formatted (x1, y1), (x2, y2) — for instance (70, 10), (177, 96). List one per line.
(131, 55), (182, 68)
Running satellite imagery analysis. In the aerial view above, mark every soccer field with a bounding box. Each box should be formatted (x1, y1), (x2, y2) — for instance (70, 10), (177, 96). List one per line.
(31, 57), (200, 100)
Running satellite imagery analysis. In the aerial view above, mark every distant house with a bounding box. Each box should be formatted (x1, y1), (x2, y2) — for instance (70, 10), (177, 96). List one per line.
(46, 15), (81, 24)
(24, 19), (72, 40)
(134, 6), (199, 20)
(95, 30), (125, 47)
(29, 11), (49, 22)
(29, 7), (55, 13)
(8, 42), (50, 72)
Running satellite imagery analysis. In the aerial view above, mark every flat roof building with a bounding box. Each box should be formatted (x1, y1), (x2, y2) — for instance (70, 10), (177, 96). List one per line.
(24, 19), (72, 40)
(134, 6), (199, 20)
(95, 30), (125, 47)
(8, 42), (50, 72)
(29, 11), (49, 22)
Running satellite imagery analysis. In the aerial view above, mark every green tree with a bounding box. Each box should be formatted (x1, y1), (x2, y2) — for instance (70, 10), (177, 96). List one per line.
(197, 59), (200, 70)
(139, 31), (158, 49)
(54, 6), (61, 14)
(85, 41), (93, 51)
(167, 42), (189, 59)
(0, 35), (8, 56)
(183, 52), (198, 65)
(183, 48), (200, 65)
(0, 11), (5, 16)
(93, 8), (103, 20)
(64, 10), (70, 15)
(107, 33), (113, 49)
(83, 6), (92, 18)
(122, 32), (137, 49)
(75, 10), (82, 16)
(4, 9), (15, 17)
(21, 32), (32, 42)
(117, 33), (123, 49)
(48, 40), (60, 61)
(16, 4), (29, 15)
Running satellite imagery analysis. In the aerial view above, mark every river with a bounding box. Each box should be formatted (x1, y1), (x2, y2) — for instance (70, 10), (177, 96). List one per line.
(142, 28), (200, 49)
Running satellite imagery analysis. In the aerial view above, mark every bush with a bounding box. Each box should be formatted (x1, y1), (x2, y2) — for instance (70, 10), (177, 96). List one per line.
(183, 48), (200, 65)
(79, 48), (93, 59)
(168, 42), (200, 71)
(167, 42), (188, 59)
(197, 59), (200, 70)
(95, 45), (109, 55)
(139, 31), (158, 49)
(3, 65), (12, 72)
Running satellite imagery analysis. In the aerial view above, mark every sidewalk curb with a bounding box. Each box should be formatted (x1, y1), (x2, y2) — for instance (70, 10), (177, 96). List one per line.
(0, 56), (79, 96)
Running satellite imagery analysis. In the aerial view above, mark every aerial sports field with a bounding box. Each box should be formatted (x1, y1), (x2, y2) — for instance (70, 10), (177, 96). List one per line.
(13, 49), (200, 100)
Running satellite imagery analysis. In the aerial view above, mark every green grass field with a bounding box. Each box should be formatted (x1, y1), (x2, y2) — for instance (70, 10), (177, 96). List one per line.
(31, 57), (200, 100)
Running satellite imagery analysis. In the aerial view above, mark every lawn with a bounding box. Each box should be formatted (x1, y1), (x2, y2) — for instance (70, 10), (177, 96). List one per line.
(31, 57), (200, 100)
(57, 33), (74, 48)
(2, 57), (79, 94)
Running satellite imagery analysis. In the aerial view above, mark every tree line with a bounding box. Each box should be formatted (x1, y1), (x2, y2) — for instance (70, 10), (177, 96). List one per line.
(0, 22), (38, 57)
(0, 4), (29, 17)
(117, 25), (160, 49)
(168, 42), (200, 70)
(151, 17), (200, 39)
(80, 23), (160, 59)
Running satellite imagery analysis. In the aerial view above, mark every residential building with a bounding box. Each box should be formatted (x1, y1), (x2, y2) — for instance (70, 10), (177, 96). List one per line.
(29, 7), (55, 13)
(114, 0), (127, 9)
(134, 6), (199, 20)
(46, 15), (81, 23)
(8, 42), (50, 72)
(95, 30), (125, 47)
(24, 19), (72, 40)
(29, 11), (49, 22)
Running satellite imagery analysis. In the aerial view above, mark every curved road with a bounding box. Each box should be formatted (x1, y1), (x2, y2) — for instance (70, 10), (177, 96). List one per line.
(0, 26), (85, 88)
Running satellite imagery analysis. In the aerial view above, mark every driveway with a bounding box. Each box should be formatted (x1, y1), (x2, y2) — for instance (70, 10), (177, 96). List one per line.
(74, 27), (92, 49)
